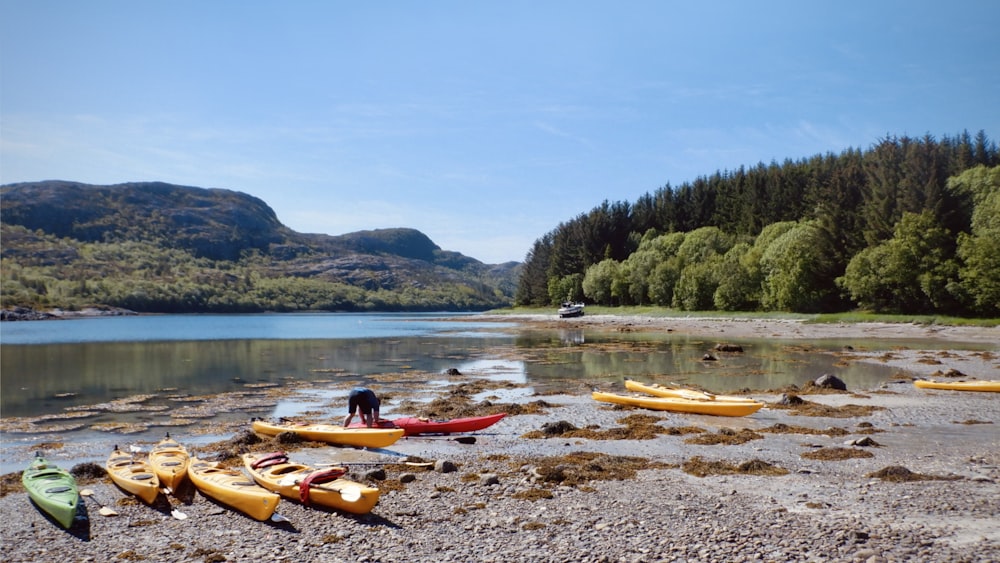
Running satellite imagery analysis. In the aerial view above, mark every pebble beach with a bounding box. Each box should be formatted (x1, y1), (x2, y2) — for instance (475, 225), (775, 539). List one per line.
(1, 316), (998, 563)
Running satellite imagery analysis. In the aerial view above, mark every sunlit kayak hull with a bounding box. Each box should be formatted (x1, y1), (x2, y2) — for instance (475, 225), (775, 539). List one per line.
(243, 452), (380, 515)
(914, 379), (1000, 392)
(188, 457), (280, 521)
(252, 420), (404, 448)
(106, 447), (160, 504)
(22, 456), (79, 529)
(624, 379), (759, 402)
(592, 391), (763, 417)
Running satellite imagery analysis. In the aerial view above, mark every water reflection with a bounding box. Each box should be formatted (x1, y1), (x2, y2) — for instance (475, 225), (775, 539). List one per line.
(516, 331), (902, 392)
(0, 336), (515, 418)
(2, 317), (983, 474)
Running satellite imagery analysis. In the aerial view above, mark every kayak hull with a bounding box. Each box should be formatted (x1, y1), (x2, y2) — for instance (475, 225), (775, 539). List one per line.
(352, 413), (507, 435)
(592, 391), (764, 417)
(188, 457), (280, 521)
(149, 436), (190, 493)
(914, 379), (1000, 392)
(106, 447), (160, 504)
(624, 379), (758, 402)
(252, 420), (404, 448)
(22, 457), (79, 529)
(242, 453), (380, 515)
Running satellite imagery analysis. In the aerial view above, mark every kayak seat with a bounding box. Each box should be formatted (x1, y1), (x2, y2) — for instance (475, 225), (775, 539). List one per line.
(45, 486), (73, 493)
(160, 461), (183, 467)
(232, 481), (257, 486)
(130, 473), (154, 480)
(298, 467), (349, 506)
(251, 452), (289, 469)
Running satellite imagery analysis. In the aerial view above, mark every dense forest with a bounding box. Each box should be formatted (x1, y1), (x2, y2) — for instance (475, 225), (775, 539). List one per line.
(515, 131), (1000, 317)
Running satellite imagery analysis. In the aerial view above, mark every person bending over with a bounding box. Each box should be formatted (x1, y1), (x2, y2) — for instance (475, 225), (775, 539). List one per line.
(343, 387), (381, 428)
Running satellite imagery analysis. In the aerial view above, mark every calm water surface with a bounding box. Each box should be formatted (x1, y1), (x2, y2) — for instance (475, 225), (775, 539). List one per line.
(0, 313), (958, 473)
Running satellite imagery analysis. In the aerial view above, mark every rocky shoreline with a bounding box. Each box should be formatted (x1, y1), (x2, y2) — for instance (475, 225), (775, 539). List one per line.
(1, 316), (998, 562)
(0, 306), (138, 321)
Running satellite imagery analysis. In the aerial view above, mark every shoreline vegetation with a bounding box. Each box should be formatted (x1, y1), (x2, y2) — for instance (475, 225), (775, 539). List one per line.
(0, 312), (997, 561)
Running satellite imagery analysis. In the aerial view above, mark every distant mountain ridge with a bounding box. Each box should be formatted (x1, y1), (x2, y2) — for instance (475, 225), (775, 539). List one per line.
(0, 181), (519, 312)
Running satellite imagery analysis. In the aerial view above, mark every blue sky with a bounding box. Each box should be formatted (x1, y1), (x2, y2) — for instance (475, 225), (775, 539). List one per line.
(2, 1), (998, 264)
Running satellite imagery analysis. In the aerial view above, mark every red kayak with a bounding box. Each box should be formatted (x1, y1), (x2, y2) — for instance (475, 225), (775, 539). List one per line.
(352, 413), (506, 436)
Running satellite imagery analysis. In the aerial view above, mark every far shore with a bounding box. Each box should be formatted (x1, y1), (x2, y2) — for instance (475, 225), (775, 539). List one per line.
(473, 311), (1000, 344)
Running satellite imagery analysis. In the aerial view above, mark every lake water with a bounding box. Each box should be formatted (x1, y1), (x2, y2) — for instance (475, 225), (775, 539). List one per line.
(0, 312), (951, 473)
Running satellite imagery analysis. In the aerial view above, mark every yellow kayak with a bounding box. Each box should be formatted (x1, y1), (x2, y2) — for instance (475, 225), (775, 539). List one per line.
(149, 434), (190, 494)
(187, 457), (280, 521)
(593, 391), (764, 417)
(252, 419), (404, 448)
(106, 446), (160, 504)
(624, 379), (758, 402)
(243, 452), (380, 515)
(914, 379), (1000, 393)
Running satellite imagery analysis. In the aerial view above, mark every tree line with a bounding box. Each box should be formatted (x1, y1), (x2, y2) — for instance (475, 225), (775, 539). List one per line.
(515, 131), (1000, 317)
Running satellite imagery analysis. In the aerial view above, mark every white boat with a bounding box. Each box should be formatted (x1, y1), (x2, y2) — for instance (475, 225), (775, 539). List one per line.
(558, 302), (585, 318)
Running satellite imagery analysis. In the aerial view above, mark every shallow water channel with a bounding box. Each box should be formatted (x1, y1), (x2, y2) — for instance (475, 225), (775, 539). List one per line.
(0, 313), (960, 473)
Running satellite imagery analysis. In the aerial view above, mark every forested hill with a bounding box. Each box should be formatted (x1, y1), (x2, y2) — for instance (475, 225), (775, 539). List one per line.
(0, 181), (520, 313)
(516, 131), (1000, 317)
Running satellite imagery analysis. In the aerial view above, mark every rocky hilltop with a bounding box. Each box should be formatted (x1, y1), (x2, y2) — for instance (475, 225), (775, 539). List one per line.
(0, 181), (520, 313)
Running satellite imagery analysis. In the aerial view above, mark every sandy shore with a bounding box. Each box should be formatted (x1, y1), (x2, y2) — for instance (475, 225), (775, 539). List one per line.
(476, 313), (1000, 345)
(1, 315), (998, 562)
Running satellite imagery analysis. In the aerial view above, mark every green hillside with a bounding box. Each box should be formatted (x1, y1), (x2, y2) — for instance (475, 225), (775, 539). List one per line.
(1, 181), (519, 313)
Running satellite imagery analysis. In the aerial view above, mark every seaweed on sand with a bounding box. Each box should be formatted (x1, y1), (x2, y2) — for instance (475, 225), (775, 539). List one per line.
(866, 465), (962, 482)
(767, 395), (884, 418)
(394, 395), (555, 420)
(800, 447), (874, 461)
(519, 451), (674, 487)
(683, 427), (763, 445)
(682, 456), (789, 478)
(521, 414), (683, 441)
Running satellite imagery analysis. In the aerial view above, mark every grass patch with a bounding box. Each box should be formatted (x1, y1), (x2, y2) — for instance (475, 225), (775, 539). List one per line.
(491, 307), (999, 327)
(810, 313), (999, 327)
(493, 306), (811, 320)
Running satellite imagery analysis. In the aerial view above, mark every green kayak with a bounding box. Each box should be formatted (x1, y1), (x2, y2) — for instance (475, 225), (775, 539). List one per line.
(22, 455), (80, 529)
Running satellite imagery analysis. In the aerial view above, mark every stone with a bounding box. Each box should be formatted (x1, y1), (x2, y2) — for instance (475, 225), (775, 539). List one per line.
(814, 373), (848, 390)
(435, 460), (458, 473)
